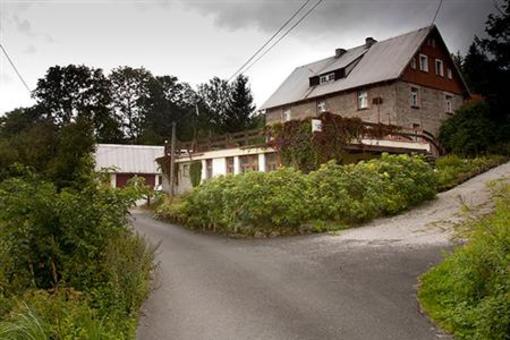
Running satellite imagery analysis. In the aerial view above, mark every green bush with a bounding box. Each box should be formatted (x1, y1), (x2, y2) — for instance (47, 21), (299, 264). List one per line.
(157, 154), (437, 235)
(0, 175), (155, 338)
(308, 154), (437, 223)
(439, 101), (497, 156)
(435, 154), (507, 191)
(419, 183), (510, 339)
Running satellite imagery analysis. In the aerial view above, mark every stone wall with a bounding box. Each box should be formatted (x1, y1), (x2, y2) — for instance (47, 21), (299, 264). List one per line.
(265, 80), (464, 137)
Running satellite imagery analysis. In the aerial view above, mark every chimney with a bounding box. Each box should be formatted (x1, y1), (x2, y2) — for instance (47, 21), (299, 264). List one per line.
(335, 48), (346, 58)
(365, 37), (377, 48)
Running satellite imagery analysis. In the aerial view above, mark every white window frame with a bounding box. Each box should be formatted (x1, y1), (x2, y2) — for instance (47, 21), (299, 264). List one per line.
(410, 57), (417, 69)
(410, 87), (420, 108)
(447, 68), (453, 79)
(357, 90), (368, 110)
(419, 54), (429, 72)
(435, 59), (444, 77)
(319, 72), (335, 84)
(444, 93), (453, 113)
(283, 109), (291, 122)
(317, 100), (327, 113)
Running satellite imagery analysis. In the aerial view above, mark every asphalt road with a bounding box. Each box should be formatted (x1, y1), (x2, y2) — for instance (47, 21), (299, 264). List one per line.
(135, 162), (510, 340)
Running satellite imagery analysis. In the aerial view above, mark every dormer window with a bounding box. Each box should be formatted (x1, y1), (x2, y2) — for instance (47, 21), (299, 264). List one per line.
(320, 73), (335, 84)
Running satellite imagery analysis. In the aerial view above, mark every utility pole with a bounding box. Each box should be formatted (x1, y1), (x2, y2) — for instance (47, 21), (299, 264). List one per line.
(169, 121), (176, 196)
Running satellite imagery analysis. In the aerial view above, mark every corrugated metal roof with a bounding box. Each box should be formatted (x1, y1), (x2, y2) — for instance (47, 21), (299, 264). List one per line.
(94, 144), (164, 174)
(261, 26), (433, 110)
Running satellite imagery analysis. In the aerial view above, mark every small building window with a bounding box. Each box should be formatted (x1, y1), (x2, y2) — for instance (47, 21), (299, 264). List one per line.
(182, 164), (190, 177)
(435, 59), (444, 77)
(265, 153), (280, 172)
(445, 94), (453, 113)
(239, 155), (258, 173)
(317, 100), (327, 113)
(357, 90), (368, 110)
(447, 68), (453, 79)
(319, 72), (335, 84)
(419, 54), (428, 72)
(205, 159), (213, 179)
(410, 57), (417, 69)
(410, 87), (420, 108)
(283, 109), (291, 122)
(427, 38), (436, 48)
(226, 157), (234, 174)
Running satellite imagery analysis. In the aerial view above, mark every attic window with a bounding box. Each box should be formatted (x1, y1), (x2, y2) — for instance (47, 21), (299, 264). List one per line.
(320, 73), (335, 84)
(410, 57), (417, 69)
(447, 68), (453, 79)
(419, 54), (429, 72)
(435, 59), (444, 77)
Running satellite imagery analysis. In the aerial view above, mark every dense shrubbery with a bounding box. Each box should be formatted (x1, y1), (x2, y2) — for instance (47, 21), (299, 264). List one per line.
(157, 154), (437, 235)
(0, 175), (155, 338)
(439, 101), (509, 157)
(435, 154), (508, 191)
(419, 182), (510, 339)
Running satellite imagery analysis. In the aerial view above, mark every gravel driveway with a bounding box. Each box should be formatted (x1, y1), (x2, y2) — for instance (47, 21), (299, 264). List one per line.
(134, 162), (510, 340)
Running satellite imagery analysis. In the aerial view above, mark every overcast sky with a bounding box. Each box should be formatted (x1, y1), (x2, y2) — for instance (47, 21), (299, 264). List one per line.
(0, 0), (496, 115)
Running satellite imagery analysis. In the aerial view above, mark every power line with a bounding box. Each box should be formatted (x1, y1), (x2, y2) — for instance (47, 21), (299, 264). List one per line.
(241, 0), (324, 75)
(228, 0), (312, 82)
(0, 43), (32, 94)
(431, 0), (443, 25)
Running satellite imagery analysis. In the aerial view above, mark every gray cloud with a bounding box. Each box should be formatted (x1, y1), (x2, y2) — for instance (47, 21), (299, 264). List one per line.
(23, 44), (37, 54)
(182, 0), (496, 53)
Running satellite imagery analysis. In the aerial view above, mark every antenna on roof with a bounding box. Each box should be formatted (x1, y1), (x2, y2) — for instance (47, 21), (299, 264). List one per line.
(431, 0), (443, 25)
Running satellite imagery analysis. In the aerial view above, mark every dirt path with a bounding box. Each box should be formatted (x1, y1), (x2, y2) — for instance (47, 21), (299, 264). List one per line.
(134, 162), (510, 340)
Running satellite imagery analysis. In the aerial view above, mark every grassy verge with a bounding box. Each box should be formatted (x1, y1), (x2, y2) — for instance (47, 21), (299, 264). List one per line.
(435, 154), (508, 192)
(418, 181), (510, 339)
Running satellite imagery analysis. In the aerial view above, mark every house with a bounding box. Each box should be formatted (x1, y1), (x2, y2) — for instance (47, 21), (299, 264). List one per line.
(261, 25), (469, 136)
(162, 25), (470, 195)
(95, 144), (164, 188)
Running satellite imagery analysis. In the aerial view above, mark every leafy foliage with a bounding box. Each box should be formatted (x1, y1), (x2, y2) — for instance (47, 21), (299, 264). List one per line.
(189, 161), (202, 188)
(269, 112), (399, 172)
(435, 154), (508, 191)
(0, 175), (155, 338)
(419, 182), (510, 339)
(157, 154), (437, 235)
(439, 101), (497, 156)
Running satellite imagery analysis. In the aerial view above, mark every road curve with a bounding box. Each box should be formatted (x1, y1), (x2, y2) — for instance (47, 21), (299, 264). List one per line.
(135, 162), (510, 340)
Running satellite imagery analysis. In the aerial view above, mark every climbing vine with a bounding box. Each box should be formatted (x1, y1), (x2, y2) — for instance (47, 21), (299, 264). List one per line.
(268, 112), (399, 172)
(189, 161), (202, 187)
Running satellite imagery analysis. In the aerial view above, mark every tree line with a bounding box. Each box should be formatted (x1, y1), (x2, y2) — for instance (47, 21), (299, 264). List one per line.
(443, 0), (510, 155)
(1, 66), (261, 145)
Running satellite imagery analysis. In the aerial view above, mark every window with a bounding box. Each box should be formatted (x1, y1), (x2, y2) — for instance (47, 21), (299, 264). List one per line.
(317, 100), (327, 113)
(410, 87), (419, 108)
(239, 155), (258, 173)
(435, 59), (444, 77)
(410, 57), (417, 69)
(447, 68), (453, 79)
(265, 153), (280, 172)
(427, 38), (436, 48)
(319, 72), (335, 84)
(283, 109), (291, 122)
(445, 94), (453, 113)
(205, 159), (213, 179)
(357, 90), (368, 109)
(419, 54), (428, 72)
(226, 157), (234, 174)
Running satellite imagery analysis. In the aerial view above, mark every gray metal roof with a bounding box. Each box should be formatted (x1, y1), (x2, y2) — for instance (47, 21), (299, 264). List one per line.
(261, 26), (433, 110)
(95, 144), (164, 174)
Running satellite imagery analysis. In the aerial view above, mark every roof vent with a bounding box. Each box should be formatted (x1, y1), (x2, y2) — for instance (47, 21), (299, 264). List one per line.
(365, 37), (377, 48)
(335, 48), (346, 58)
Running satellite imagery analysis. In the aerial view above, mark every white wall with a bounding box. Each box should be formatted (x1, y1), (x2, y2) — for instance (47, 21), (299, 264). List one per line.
(212, 158), (227, 177)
